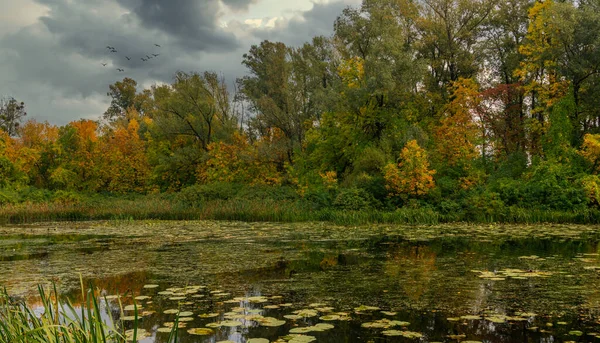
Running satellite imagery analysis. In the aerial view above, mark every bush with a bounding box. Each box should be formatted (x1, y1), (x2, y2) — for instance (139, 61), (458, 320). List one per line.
(52, 190), (82, 204)
(333, 188), (379, 211)
(176, 182), (242, 206)
(463, 191), (506, 221)
(522, 161), (587, 210)
(300, 188), (333, 210)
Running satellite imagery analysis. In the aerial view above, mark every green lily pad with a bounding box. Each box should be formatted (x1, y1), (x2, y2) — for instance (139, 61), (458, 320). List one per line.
(287, 335), (316, 343)
(248, 339), (269, 343)
(220, 320), (243, 327)
(319, 315), (340, 321)
(259, 317), (286, 327)
(143, 284), (159, 289)
(293, 309), (318, 318)
(284, 315), (303, 320)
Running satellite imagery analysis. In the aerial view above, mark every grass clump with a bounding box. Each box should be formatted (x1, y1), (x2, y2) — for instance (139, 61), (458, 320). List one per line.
(0, 280), (176, 343)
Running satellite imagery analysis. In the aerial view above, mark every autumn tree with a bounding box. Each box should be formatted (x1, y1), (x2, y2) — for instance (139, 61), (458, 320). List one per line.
(51, 120), (100, 190)
(384, 140), (436, 198)
(99, 114), (151, 193)
(580, 133), (600, 173)
(434, 78), (480, 167)
(16, 120), (59, 187)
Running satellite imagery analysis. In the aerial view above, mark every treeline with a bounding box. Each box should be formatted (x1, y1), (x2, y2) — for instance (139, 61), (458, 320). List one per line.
(3, 0), (600, 221)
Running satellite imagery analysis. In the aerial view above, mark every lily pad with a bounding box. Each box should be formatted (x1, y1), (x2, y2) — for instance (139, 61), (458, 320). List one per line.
(287, 335), (316, 343)
(187, 328), (214, 335)
(382, 330), (423, 338)
(198, 313), (220, 318)
(354, 305), (380, 312)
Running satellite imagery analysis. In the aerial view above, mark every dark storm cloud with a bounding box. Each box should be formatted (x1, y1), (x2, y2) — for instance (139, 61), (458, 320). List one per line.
(0, 0), (357, 125)
(222, 0), (259, 11)
(116, 0), (239, 52)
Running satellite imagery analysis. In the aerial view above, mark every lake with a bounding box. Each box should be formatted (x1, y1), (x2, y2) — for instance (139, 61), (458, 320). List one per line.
(1, 221), (600, 342)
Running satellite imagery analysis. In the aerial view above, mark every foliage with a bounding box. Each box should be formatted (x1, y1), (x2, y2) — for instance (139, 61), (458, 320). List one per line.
(0, 97), (26, 136)
(333, 188), (379, 211)
(6, 0), (600, 221)
(384, 140), (436, 199)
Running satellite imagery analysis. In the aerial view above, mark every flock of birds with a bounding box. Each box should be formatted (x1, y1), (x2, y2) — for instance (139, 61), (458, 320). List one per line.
(101, 44), (161, 72)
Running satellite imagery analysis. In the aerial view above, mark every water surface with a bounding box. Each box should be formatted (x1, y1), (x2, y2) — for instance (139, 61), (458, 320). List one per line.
(2, 221), (600, 342)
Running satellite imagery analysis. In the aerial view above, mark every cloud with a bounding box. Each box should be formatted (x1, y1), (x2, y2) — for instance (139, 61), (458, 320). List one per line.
(0, 0), (357, 125)
(237, 0), (360, 47)
(115, 0), (239, 52)
(222, 0), (259, 11)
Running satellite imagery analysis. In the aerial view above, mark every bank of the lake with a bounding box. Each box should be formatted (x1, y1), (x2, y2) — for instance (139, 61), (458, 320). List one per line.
(3, 194), (600, 225)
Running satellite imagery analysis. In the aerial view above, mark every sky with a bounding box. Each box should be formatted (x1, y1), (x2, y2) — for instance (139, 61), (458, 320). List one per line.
(0, 0), (360, 125)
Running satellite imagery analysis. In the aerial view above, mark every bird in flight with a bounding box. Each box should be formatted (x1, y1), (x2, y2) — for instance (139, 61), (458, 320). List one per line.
(125, 56), (131, 60)
(152, 53), (160, 57)
(154, 44), (161, 47)
(146, 55), (152, 59)
(106, 46), (114, 50)
(101, 63), (107, 66)
(141, 57), (147, 61)
(117, 68), (125, 72)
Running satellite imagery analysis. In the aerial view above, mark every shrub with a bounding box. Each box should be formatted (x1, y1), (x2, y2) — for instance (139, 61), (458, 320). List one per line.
(333, 188), (379, 211)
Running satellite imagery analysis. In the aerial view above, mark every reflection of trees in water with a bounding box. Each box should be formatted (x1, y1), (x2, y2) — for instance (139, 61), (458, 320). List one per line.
(384, 244), (437, 302)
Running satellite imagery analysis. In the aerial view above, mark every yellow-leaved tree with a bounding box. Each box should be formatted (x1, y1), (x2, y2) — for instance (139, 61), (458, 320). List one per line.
(99, 115), (152, 193)
(384, 140), (436, 198)
(434, 78), (480, 166)
(515, 0), (569, 153)
(580, 134), (600, 173)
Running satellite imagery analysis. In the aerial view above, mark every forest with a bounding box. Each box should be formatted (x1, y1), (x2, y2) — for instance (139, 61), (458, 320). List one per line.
(2, 0), (600, 224)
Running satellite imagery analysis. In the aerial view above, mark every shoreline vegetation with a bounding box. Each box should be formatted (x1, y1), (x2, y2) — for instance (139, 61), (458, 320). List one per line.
(0, 281), (177, 343)
(2, 187), (600, 226)
(3, 0), (600, 225)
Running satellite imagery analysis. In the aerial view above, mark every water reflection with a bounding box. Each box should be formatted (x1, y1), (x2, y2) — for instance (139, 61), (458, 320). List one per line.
(2, 222), (600, 342)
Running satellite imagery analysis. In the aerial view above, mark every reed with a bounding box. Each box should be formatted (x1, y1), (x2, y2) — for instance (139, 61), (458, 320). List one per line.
(2, 196), (600, 225)
(0, 279), (175, 343)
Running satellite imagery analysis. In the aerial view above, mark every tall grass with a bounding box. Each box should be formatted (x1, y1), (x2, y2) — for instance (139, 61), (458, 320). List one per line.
(0, 280), (176, 343)
(2, 196), (600, 225)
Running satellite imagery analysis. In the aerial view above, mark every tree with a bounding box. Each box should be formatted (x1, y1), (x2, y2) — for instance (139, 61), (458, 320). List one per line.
(103, 78), (152, 124)
(99, 115), (151, 193)
(147, 71), (236, 190)
(580, 133), (600, 173)
(384, 140), (436, 198)
(416, 0), (494, 100)
(515, 0), (570, 153)
(0, 97), (26, 137)
(434, 78), (480, 167)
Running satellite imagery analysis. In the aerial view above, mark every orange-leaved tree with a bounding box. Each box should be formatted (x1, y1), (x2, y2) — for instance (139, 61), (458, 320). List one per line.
(384, 140), (436, 199)
(99, 115), (152, 193)
(434, 78), (480, 167)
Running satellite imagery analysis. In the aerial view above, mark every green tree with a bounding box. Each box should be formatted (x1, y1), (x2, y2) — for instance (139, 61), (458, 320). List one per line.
(0, 97), (26, 137)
